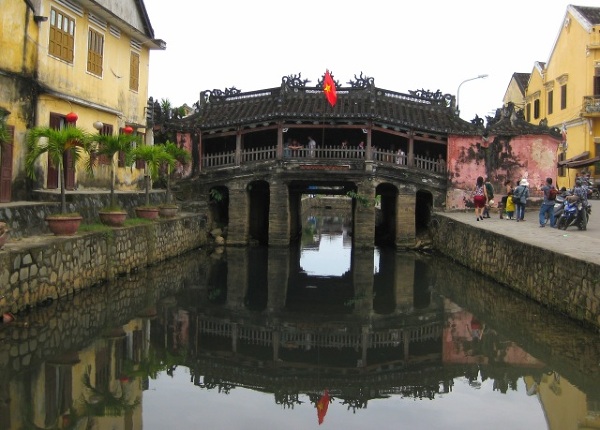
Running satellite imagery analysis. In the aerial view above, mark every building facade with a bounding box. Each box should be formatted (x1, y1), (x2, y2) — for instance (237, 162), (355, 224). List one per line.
(523, 5), (600, 189)
(0, 0), (164, 202)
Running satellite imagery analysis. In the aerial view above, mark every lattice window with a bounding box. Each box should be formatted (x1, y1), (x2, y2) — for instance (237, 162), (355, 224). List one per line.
(87, 28), (104, 76)
(129, 51), (140, 91)
(547, 90), (553, 115)
(49, 8), (75, 63)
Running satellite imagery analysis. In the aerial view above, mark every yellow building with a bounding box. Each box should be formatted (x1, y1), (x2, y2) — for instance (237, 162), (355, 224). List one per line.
(0, 0), (164, 202)
(523, 5), (600, 190)
(502, 72), (530, 113)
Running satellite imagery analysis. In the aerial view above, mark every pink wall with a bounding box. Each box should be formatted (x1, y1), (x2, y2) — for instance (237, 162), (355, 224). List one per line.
(176, 132), (193, 178)
(446, 134), (559, 209)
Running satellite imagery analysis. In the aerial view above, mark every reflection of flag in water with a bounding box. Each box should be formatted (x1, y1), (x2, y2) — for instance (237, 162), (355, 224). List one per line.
(317, 390), (330, 425)
(323, 70), (337, 107)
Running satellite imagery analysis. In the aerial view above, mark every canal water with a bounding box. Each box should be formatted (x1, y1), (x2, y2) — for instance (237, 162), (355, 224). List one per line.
(1, 208), (599, 430)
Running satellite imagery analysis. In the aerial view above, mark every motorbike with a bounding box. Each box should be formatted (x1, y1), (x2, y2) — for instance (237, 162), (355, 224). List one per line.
(553, 189), (569, 220)
(556, 195), (592, 230)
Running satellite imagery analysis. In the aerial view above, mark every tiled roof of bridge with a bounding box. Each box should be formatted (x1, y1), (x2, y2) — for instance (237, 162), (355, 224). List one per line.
(172, 82), (483, 136)
(169, 75), (560, 139)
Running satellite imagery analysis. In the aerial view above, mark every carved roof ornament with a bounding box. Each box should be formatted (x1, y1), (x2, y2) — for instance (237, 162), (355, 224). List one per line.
(281, 73), (310, 91)
(202, 87), (242, 103)
(408, 89), (453, 107)
(347, 72), (375, 88)
(317, 71), (340, 89)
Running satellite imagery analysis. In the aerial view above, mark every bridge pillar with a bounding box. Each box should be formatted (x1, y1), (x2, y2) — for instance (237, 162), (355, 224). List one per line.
(396, 193), (416, 246)
(268, 181), (291, 246)
(226, 248), (248, 310)
(267, 247), (290, 312)
(353, 180), (376, 248)
(394, 253), (415, 313)
(228, 183), (249, 246)
(353, 248), (374, 317)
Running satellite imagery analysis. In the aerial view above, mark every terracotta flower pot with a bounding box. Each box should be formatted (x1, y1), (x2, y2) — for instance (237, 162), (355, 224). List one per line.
(45, 215), (83, 236)
(135, 207), (159, 219)
(159, 205), (179, 218)
(99, 210), (127, 227)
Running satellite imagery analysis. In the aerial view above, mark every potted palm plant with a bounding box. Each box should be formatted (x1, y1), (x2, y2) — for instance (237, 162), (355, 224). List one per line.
(26, 125), (92, 235)
(91, 132), (141, 226)
(129, 143), (174, 219)
(157, 140), (191, 218)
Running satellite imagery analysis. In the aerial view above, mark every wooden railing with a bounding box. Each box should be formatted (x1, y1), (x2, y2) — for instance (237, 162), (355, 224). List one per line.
(201, 145), (445, 174)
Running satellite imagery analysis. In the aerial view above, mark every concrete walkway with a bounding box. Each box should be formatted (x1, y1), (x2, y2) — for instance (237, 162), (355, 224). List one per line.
(438, 206), (600, 265)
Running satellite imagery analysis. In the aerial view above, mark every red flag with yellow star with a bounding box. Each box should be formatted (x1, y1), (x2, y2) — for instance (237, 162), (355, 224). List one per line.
(316, 389), (330, 425)
(323, 70), (337, 107)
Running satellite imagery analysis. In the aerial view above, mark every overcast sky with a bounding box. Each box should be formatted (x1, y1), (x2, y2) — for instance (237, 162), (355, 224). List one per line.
(144, 1), (599, 121)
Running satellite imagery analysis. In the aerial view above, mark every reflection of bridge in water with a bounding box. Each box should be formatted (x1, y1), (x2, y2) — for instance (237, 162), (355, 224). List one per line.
(149, 246), (556, 407)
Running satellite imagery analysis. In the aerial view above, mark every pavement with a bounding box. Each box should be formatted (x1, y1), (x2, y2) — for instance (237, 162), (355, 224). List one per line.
(438, 205), (600, 265)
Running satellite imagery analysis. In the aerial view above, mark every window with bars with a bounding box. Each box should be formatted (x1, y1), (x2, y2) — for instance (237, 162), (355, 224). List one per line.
(49, 8), (75, 63)
(526, 103), (531, 122)
(97, 124), (113, 165)
(533, 99), (540, 119)
(558, 152), (566, 177)
(548, 90), (553, 115)
(130, 51), (140, 91)
(87, 28), (104, 76)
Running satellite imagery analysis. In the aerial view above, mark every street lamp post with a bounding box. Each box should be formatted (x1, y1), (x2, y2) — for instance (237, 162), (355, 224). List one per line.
(455, 74), (488, 116)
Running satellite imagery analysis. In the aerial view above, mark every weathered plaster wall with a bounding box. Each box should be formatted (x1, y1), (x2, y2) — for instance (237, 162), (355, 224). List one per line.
(431, 213), (599, 330)
(447, 134), (559, 209)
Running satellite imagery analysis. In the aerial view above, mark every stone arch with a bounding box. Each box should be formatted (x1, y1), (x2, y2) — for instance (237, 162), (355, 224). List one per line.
(208, 185), (229, 228)
(247, 180), (270, 245)
(415, 189), (433, 234)
(375, 182), (398, 247)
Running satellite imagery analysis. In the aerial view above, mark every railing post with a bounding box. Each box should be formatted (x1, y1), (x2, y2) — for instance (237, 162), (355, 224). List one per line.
(235, 131), (242, 166)
(408, 132), (415, 167)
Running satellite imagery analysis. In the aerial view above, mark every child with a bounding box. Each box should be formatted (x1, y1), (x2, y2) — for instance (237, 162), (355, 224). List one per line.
(505, 192), (515, 220)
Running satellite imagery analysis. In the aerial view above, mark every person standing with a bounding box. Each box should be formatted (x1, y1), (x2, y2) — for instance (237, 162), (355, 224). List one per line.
(307, 136), (316, 157)
(482, 178), (494, 218)
(473, 176), (487, 221)
(513, 178), (530, 222)
(538, 177), (556, 228)
(500, 180), (512, 219)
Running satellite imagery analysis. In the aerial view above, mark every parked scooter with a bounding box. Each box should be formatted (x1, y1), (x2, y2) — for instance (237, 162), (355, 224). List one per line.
(556, 195), (592, 230)
(553, 188), (568, 220)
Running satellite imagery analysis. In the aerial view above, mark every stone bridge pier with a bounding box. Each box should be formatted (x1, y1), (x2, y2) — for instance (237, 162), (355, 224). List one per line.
(191, 165), (441, 249)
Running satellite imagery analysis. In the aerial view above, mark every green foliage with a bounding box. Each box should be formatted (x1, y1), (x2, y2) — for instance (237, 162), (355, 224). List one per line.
(0, 112), (8, 144)
(90, 132), (141, 208)
(26, 125), (93, 213)
(346, 191), (380, 208)
(210, 188), (224, 202)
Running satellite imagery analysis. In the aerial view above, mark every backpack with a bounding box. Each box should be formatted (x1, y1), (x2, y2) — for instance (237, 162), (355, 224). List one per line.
(548, 187), (558, 201)
(512, 186), (522, 202)
(485, 182), (494, 199)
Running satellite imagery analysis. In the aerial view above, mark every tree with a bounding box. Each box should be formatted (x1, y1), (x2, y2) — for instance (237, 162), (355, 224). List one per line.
(26, 125), (92, 214)
(130, 144), (174, 207)
(158, 140), (191, 205)
(91, 132), (141, 209)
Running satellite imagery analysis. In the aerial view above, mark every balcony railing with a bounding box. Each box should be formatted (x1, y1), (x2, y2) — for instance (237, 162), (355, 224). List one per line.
(582, 96), (600, 116)
(201, 145), (445, 175)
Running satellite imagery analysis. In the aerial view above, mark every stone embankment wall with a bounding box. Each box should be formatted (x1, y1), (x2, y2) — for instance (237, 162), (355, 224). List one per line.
(0, 214), (208, 315)
(0, 192), (165, 239)
(0, 249), (214, 375)
(431, 213), (600, 330)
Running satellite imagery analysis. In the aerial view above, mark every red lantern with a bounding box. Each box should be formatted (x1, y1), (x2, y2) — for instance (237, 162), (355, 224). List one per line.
(123, 125), (134, 134)
(65, 112), (78, 123)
